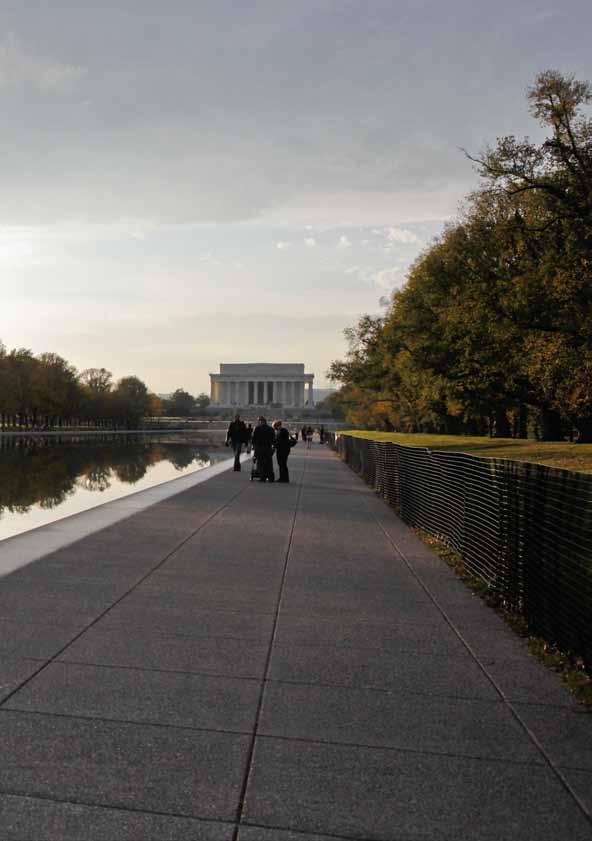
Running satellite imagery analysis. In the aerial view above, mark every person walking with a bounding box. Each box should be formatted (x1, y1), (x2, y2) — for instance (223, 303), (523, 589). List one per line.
(252, 416), (275, 482)
(273, 420), (294, 483)
(319, 425), (325, 444)
(226, 413), (247, 471)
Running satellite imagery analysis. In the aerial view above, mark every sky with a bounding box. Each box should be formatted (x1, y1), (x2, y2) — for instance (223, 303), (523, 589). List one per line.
(1, 1), (591, 394)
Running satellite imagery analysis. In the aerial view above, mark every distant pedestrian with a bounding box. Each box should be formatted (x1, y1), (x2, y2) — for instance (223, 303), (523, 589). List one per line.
(306, 425), (314, 448)
(301, 425), (307, 443)
(252, 416), (275, 482)
(319, 425), (325, 444)
(226, 413), (247, 471)
(273, 420), (295, 483)
(245, 423), (253, 454)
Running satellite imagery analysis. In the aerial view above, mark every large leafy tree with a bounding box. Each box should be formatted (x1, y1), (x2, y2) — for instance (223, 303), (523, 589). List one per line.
(331, 70), (592, 441)
(468, 70), (592, 438)
(113, 376), (151, 427)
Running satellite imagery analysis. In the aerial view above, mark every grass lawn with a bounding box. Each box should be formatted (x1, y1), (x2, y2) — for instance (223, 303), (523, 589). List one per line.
(338, 430), (592, 474)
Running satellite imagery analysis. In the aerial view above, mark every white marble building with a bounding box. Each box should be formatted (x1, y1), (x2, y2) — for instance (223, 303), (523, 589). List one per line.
(210, 363), (314, 408)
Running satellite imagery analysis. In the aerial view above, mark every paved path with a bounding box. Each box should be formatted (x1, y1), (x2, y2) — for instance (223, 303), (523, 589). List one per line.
(0, 447), (591, 840)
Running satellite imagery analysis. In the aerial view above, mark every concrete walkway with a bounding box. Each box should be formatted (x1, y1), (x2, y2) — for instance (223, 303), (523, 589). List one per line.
(0, 447), (590, 840)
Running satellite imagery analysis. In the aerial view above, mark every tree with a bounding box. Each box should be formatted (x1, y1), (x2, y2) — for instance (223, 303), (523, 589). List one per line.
(147, 393), (165, 417)
(316, 391), (346, 420)
(165, 388), (196, 416)
(331, 70), (592, 440)
(194, 392), (210, 409)
(36, 353), (82, 427)
(80, 368), (113, 394)
(467, 70), (592, 438)
(79, 368), (114, 426)
(113, 376), (151, 427)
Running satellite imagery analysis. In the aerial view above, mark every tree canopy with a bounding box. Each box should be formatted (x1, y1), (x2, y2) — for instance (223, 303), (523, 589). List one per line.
(0, 343), (155, 429)
(330, 71), (592, 440)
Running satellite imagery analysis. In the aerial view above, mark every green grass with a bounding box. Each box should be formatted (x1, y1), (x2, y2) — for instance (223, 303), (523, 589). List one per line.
(339, 430), (592, 474)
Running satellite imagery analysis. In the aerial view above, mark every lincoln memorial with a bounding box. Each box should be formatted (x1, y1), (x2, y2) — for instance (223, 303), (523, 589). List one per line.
(210, 363), (314, 408)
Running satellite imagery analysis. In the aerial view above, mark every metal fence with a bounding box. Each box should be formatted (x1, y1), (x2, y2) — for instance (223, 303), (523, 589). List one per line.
(328, 433), (592, 669)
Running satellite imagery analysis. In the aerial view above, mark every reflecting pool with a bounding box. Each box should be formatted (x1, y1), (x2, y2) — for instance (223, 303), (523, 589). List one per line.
(0, 434), (221, 542)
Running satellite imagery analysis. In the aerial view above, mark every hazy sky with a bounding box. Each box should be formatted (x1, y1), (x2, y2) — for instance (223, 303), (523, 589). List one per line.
(1, 1), (590, 393)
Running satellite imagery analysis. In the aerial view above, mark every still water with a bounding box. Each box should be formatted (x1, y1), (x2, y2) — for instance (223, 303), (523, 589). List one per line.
(0, 434), (220, 542)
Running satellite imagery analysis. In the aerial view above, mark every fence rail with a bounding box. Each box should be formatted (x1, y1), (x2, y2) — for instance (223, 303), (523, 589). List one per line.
(327, 432), (592, 669)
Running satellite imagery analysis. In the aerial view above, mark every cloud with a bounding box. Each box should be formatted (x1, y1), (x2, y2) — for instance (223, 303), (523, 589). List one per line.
(0, 0), (589, 228)
(0, 32), (86, 91)
(337, 235), (351, 249)
(276, 241), (292, 249)
(344, 264), (407, 291)
(386, 226), (420, 245)
(371, 267), (406, 290)
(304, 237), (316, 247)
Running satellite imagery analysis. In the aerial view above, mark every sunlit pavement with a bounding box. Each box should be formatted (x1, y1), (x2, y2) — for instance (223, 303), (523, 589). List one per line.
(0, 447), (590, 840)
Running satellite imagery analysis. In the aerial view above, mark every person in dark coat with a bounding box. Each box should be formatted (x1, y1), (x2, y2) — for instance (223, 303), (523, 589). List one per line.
(273, 420), (293, 483)
(319, 425), (325, 444)
(252, 416), (275, 482)
(226, 413), (247, 471)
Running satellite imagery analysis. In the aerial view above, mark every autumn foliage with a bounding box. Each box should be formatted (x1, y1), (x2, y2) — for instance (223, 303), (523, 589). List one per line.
(330, 71), (592, 441)
(0, 348), (156, 430)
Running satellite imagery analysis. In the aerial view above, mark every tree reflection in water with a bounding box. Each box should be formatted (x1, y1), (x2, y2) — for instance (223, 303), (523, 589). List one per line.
(0, 435), (210, 517)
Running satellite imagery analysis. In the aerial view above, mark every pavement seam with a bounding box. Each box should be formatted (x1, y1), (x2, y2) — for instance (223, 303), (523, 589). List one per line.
(45, 657), (266, 681)
(238, 818), (378, 841)
(0, 477), (252, 711)
(232, 452), (309, 841)
(0, 790), (378, 841)
(367, 496), (592, 825)
(0, 786), (236, 828)
(0, 706), (255, 737)
(250, 731), (545, 767)
(24, 656), (535, 704)
(25, 656), (578, 708)
(0, 706), (545, 768)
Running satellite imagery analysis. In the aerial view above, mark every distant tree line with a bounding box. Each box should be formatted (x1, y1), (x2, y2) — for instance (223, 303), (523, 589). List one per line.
(0, 344), (160, 429)
(330, 71), (592, 441)
(161, 388), (210, 417)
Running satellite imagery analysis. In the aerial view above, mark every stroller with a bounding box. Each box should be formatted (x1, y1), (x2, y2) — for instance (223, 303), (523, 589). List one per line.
(250, 446), (277, 482)
(250, 451), (261, 481)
